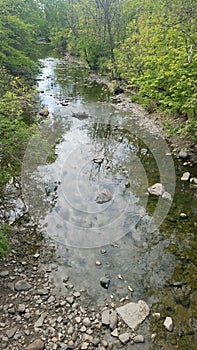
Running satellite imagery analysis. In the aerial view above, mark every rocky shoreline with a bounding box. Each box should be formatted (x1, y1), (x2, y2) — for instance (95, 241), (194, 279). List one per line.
(0, 225), (177, 350)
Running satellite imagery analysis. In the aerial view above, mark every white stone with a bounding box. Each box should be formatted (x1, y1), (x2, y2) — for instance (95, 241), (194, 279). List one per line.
(181, 172), (190, 181)
(162, 191), (172, 201)
(148, 183), (165, 196)
(164, 316), (173, 332)
(116, 300), (150, 330)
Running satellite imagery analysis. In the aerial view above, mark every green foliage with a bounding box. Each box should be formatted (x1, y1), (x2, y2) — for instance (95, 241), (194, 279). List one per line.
(0, 68), (36, 186)
(0, 224), (10, 259)
(0, 0), (44, 77)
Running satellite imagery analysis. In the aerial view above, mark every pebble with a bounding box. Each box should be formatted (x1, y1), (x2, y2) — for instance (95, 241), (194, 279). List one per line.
(164, 316), (173, 332)
(6, 326), (17, 338)
(109, 310), (118, 330)
(95, 260), (102, 266)
(15, 279), (31, 291)
(119, 332), (130, 344)
(0, 270), (10, 277)
(181, 172), (190, 181)
(133, 334), (145, 343)
(102, 309), (110, 325)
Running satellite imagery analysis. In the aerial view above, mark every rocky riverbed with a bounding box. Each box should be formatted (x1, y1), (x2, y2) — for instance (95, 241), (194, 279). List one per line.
(0, 223), (182, 350)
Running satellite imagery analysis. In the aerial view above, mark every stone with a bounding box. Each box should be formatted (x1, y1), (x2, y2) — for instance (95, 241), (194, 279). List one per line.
(18, 304), (26, 313)
(83, 317), (91, 327)
(109, 310), (118, 330)
(164, 316), (173, 332)
(24, 339), (44, 350)
(148, 183), (165, 196)
(6, 327), (17, 338)
(81, 342), (89, 349)
(111, 328), (118, 337)
(100, 277), (110, 289)
(37, 289), (49, 296)
(93, 156), (104, 164)
(92, 337), (100, 346)
(34, 313), (46, 328)
(181, 172), (190, 181)
(15, 279), (31, 291)
(119, 332), (130, 344)
(162, 191), (172, 201)
(95, 261), (102, 266)
(116, 300), (150, 330)
(47, 295), (55, 303)
(102, 309), (110, 325)
(66, 296), (74, 304)
(133, 334), (145, 343)
(0, 270), (9, 277)
(39, 108), (49, 117)
(95, 189), (112, 204)
(190, 177), (197, 185)
(179, 149), (188, 159)
(180, 213), (187, 218)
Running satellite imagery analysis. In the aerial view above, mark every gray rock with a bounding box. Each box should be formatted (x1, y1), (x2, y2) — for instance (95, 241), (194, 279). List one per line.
(116, 300), (150, 330)
(119, 332), (130, 344)
(37, 289), (49, 295)
(164, 316), (173, 332)
(18, 304), (26, 313)
(162, 191), (172, 201)
(83, 317), (91, 327)
(179, 149), (188, 159)
(0, 270), (9, 277)
(92, 337), (100, 346)
(24, 339), (45, 350)
(81, 342), (89, 350)
(6, 327), (17, 338)
(15, 279), (31, 291)
(96, 189), (112, 204)
(109, 310), (118, 330)
(47, 295), (55, 303)
(133, 334), (145, 343)
(102, 309), (110, 325)
(148, 183), (165, 196)
(181, 172), (190, 181)
(34, 313), (47, 328)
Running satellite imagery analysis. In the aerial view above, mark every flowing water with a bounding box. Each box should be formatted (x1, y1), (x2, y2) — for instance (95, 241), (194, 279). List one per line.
(21, 57), (197, 348)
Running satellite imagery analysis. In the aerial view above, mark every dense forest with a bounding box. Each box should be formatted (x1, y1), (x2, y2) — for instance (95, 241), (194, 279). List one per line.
(0, 0), (197, 256)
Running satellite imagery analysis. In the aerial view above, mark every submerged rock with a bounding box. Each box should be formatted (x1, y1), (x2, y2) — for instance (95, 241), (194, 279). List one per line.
(100, 277), (110, 289)
(116, 300), (150, 330)
(96, 188), (112, 204)
(72, 111), (89, 120)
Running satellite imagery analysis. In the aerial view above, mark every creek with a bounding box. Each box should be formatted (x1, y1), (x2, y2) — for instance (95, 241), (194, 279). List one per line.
(20, 56), (197, 348)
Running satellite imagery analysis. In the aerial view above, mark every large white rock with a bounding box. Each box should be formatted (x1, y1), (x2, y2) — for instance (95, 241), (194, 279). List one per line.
(164, 316), (173, 332)
(181, 172), (190, 181)
(116, 300), (150, 330)
(148, 183), (165, 196)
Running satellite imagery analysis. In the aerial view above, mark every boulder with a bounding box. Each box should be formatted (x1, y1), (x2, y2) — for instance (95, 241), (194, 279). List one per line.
(116, 300), (150, 330)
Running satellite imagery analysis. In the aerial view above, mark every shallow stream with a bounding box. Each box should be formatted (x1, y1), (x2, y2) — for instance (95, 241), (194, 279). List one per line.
(21, 57), (197, 348)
